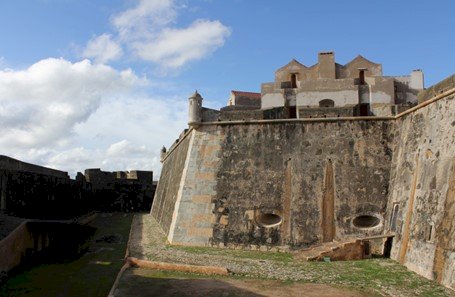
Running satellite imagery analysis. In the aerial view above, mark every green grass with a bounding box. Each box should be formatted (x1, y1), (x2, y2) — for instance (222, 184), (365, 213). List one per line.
(0, 213), (133, 297)
(155, 230), (453, 296)
(120, 259), (455, 297)
(292, 259), (453, 297)
(169, 245), (294, 263)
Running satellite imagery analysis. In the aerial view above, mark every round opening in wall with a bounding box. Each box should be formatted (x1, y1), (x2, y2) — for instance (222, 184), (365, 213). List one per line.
(256, 213), (282, 228)
(353, 215), (380, 229)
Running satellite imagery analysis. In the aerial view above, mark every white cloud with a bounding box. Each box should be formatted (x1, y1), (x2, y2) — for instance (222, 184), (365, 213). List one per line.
(82, 0), (231, 71)
(83, 34), (123, 63)
(112, 0), (176, 39)
(0, 0), (228, 178)
(0, 58), (140, 149)
(132, 19), (230, 69)
(0, 58), (188, 177)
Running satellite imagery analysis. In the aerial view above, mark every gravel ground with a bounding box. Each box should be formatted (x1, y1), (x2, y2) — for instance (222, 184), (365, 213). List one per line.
(128, 214), (299, 280)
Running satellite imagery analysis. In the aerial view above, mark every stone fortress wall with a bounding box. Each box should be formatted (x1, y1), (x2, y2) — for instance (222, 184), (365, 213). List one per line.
(0, 156), (90, 218)
(386, 87), (455, 289)
(0, 155), (69, 179)
(152, 75), (455, 289)
(0, 156), (155, 218)
(84, 168), (154, 212)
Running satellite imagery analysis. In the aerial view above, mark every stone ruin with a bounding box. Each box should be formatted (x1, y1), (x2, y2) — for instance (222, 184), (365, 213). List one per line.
(0, 155), (156, 218)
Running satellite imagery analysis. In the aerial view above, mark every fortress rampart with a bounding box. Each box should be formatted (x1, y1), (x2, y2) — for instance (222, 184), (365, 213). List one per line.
(0, 157), (155, 218)
(152, 77), (455, 289)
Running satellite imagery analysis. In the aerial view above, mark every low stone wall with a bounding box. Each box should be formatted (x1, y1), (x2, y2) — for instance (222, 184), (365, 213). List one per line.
(219, 109), (263, 121)
(0, 222), (31, 274)
(298, 106), (354, 118)
(0, 221), (95, 274)
(417, 74), (455, 103)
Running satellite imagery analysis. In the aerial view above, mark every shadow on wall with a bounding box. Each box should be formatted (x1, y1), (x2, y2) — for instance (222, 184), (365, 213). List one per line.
(0, 155), (156, 219)
(0, 222), (96, 276)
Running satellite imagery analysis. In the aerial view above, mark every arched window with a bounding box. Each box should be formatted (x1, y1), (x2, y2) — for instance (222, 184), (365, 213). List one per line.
(319, 99), (335, 108)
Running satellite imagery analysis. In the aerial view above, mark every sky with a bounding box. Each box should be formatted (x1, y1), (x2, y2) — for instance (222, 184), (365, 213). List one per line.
(0, 0), (454, 178)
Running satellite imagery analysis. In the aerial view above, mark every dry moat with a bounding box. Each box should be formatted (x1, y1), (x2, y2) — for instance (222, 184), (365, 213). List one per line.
(1, 213), (454, 297)
(1, 55), (454, 296)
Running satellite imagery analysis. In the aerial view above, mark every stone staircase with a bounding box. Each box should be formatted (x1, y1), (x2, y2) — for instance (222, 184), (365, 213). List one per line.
(294, 239), (366, 261)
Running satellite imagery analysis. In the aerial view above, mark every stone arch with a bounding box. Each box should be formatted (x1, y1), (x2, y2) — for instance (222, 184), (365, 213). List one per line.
(319, 99), (335, 108)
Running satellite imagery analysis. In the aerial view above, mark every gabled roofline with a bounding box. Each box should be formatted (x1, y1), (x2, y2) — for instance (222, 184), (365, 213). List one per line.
(275, 59), (307, 73)
(344, 55), (381, 67)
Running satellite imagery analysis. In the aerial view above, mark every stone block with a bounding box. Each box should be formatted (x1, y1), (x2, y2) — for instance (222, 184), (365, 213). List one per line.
(191, 195), (213, 203)
(187, 227), (213, 238)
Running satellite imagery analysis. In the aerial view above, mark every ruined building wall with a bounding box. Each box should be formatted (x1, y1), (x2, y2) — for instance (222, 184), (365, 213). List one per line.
(386, 92), (455, 290)
(0, 155), (68, 179)
(154, 120), (394, 248)
(0, 170), (90, 219)
(0, 155), (155, 218)
(84, 168), (154, 212)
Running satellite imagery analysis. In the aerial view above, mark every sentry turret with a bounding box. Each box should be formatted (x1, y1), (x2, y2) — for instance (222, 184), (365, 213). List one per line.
(188, 90), (203, 126)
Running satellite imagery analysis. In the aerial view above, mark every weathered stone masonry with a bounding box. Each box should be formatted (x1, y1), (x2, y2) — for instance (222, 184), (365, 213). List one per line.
(152, 81), (455, 289)
(154, 119), (394, 248)
(386, 90), (455, 289)
(211, 121), (393, 248)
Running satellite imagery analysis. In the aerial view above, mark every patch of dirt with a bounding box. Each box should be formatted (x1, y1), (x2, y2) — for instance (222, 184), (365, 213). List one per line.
(116, 268), (366, 297)
(95, 234), (122, 244)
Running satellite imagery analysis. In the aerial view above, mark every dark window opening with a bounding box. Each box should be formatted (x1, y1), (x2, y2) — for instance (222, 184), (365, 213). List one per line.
(319, 99), (335, 108)
(359, 104), (369, 116)
(383, 237), (393, 258)
(426, 224), (434, 242)
(291, 74), (297, 88)
(289, 106), (296, 118)
(390, 204), (399, 232)
(353, 215), (380, 228)
(359, 70), (365, 85)
(363, 240), (371, 257)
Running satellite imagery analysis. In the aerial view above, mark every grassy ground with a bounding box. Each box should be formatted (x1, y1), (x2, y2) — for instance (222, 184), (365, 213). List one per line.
(171, 245), (294, 263)
(173, 246), (452, 296)
(0, 213), (133, 297)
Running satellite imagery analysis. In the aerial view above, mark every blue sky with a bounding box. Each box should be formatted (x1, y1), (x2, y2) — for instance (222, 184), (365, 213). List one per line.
(0, 0), (454, 176)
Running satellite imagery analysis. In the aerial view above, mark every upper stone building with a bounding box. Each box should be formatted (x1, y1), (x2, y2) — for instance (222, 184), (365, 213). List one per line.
(228, 52), (424, 118)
